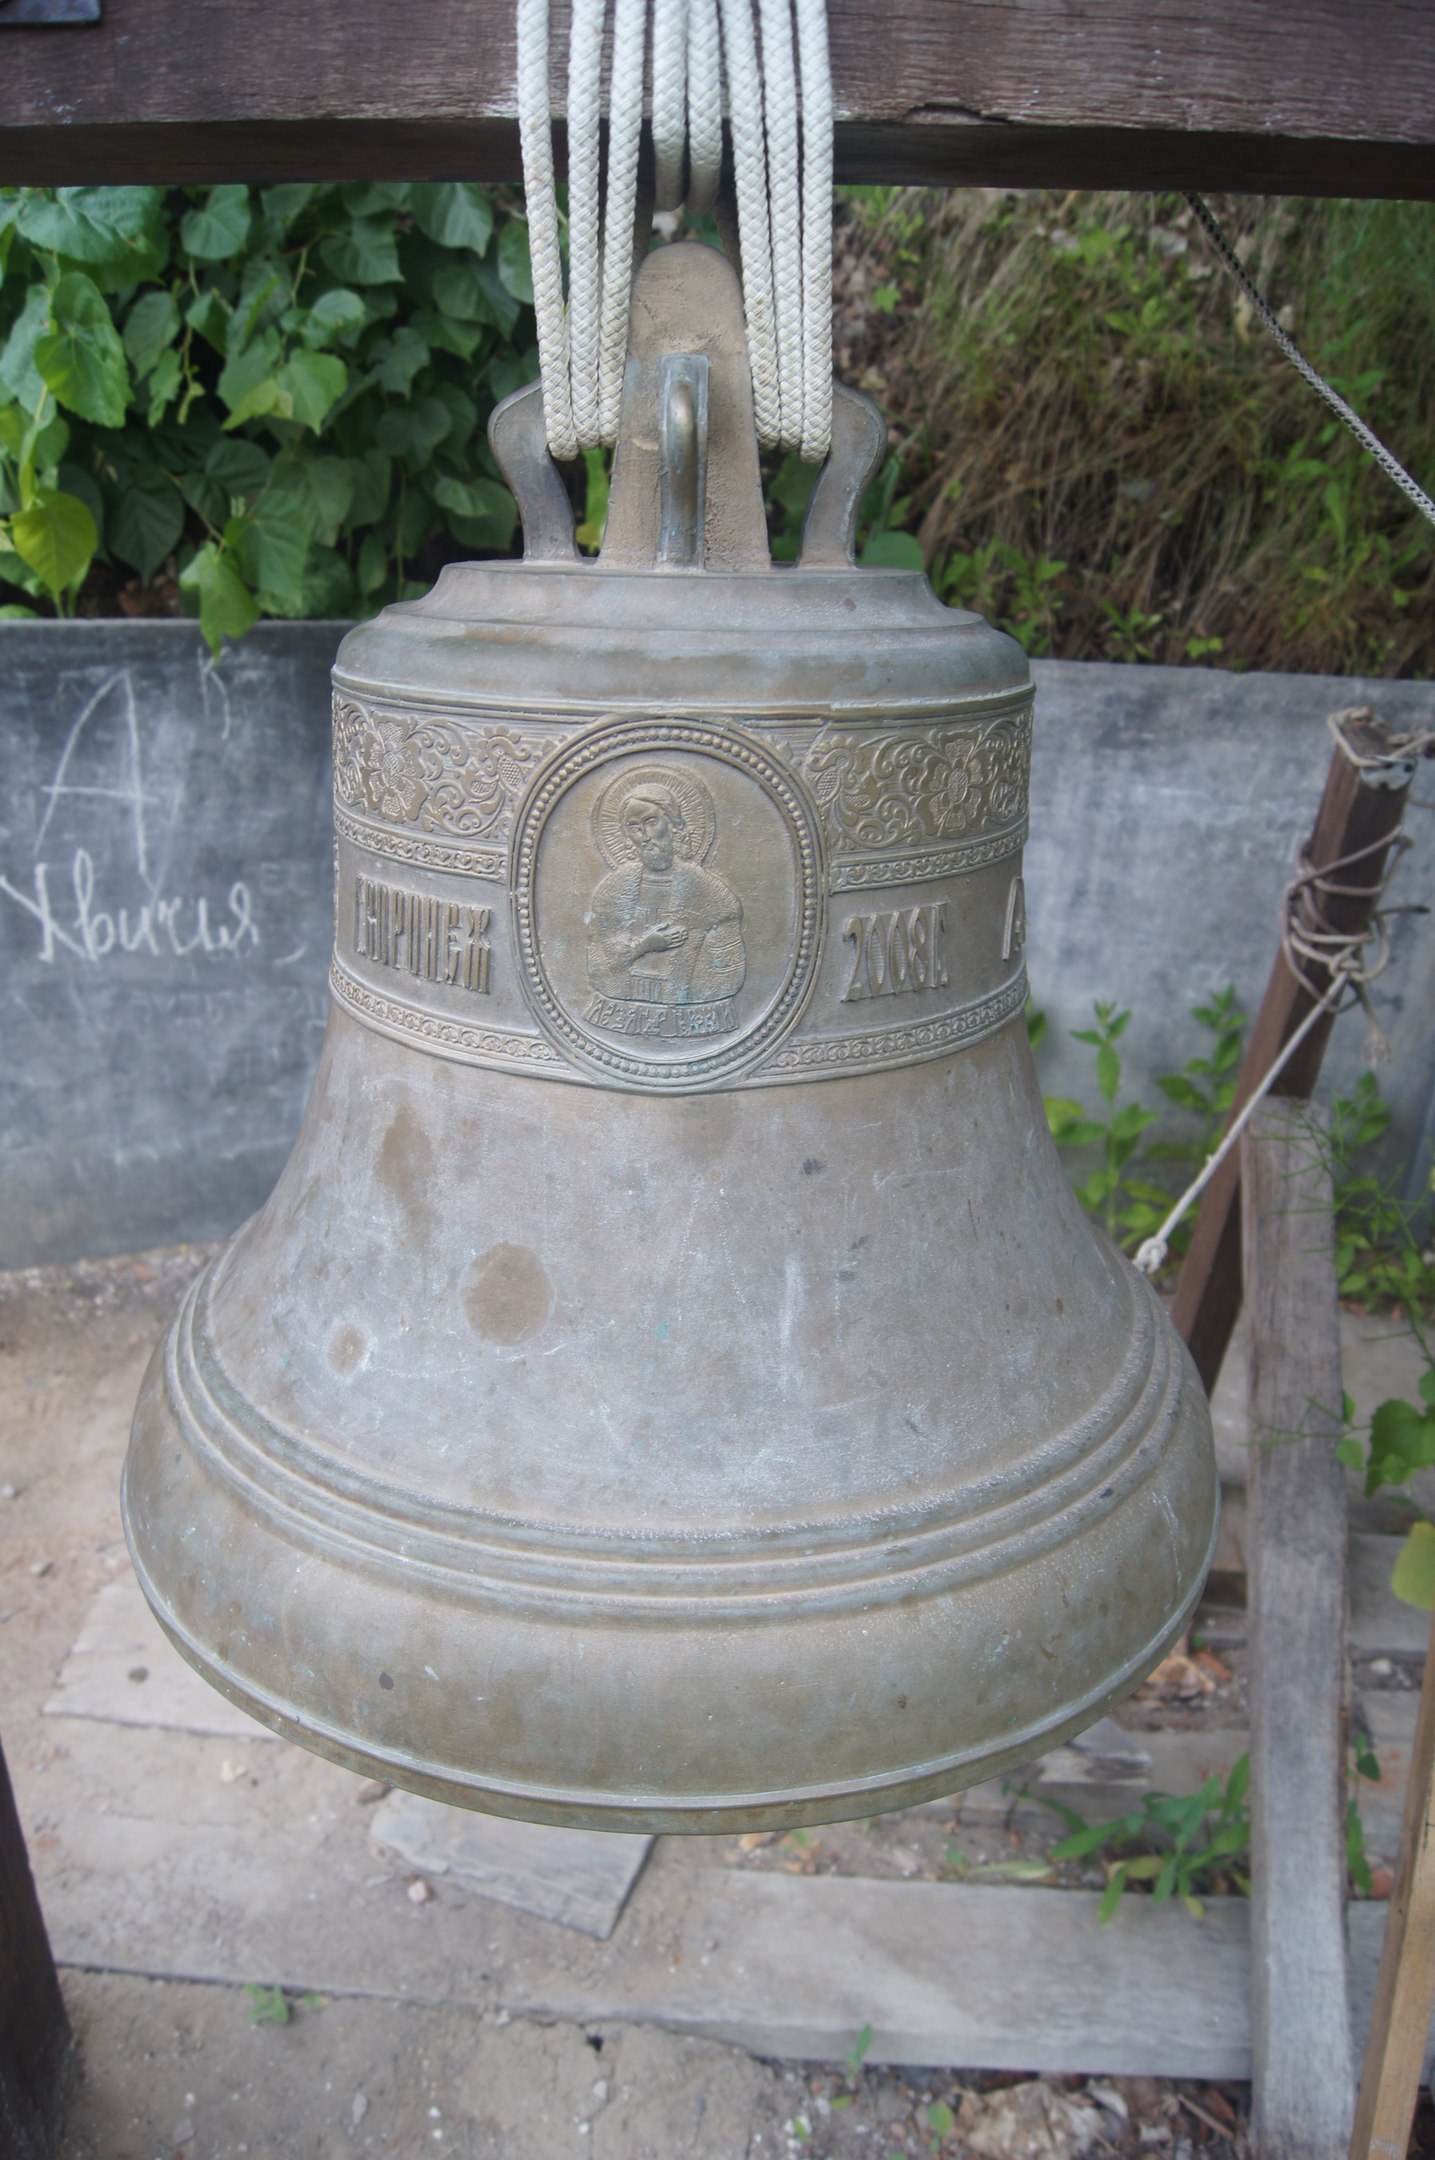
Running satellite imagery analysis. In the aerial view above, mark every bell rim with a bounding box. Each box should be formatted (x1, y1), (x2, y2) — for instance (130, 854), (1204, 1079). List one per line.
(123, 1503), (1219, 1834)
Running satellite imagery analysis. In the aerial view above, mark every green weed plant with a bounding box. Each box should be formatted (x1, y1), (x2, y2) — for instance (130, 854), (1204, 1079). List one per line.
(1044, 1756), (1252, 1921)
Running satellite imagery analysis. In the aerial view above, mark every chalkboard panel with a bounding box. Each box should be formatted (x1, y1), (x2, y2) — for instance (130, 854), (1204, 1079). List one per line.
(0, 621), (335, 1268)
(1, 623), (1431, 1268)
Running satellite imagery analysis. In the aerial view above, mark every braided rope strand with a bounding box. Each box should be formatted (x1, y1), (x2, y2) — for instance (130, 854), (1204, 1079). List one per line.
(717, 0), (782, 447)
(794, 0), (832, 462)
(566, 0), (607, 447)
(651, 0), (690, 210)
(516, 0), (578, 460)
(685, 0), (724, 213)
(757, 0), (804, 450)
(597, 0), (650, 440)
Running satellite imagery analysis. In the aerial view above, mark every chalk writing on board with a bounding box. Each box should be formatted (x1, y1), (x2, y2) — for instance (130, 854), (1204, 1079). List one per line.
(0, 667), (263, 967)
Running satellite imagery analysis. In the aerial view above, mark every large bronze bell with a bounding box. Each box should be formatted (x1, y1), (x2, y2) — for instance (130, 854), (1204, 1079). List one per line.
(123, 243), (1217, 1832)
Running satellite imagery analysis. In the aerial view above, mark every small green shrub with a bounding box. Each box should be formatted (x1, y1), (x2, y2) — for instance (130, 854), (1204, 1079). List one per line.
(0, 183), (536, 650)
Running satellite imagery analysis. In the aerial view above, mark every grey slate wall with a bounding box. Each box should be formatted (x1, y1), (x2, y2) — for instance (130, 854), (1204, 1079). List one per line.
(0, 621), (1430, 1268)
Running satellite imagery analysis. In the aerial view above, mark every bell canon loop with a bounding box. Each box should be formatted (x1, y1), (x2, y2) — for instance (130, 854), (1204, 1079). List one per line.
(123, 243), (1218, 1832)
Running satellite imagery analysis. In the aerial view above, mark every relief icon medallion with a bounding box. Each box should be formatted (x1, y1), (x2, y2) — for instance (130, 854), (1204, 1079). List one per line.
(512, 718), (825, 1089)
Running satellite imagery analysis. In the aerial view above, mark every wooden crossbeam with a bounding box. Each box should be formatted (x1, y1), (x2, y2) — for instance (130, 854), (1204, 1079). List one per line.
(1, 0), (1434, 195)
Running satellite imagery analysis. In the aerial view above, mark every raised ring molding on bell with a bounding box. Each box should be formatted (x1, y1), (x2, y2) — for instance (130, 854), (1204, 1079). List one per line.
(158, 1255), (1192, 1619)
(758, 967), (1029, 1079)
(332, 804), (509, 880)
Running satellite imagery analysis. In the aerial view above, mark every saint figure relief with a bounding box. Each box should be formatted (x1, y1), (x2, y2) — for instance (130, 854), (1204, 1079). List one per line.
(586, 765), (746, 1014)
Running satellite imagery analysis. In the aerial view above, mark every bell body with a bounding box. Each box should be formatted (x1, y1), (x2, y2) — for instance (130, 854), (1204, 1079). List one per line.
(124, 246), (1217, 1831)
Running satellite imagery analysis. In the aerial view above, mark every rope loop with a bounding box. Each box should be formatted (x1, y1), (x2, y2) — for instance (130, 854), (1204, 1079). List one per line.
(515, 0), (834, 464)
(1132, 723), (1421, 1280)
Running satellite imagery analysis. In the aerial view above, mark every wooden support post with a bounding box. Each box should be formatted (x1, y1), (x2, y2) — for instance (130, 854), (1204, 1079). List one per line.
(1242, 1100), (1354, 2157)
(0, 1734), (71, 2160)
(1349, 1605), (1435, 2160)
(1172, 713), (1416, 1396)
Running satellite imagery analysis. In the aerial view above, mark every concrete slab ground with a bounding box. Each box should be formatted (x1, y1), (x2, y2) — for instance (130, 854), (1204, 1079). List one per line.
(3, 1244), (1426, 2158)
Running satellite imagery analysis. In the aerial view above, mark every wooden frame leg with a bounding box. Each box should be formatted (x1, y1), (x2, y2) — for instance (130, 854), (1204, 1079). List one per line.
(1349, 1606), (1435, 2160)
(0, 1733), (71, 2158)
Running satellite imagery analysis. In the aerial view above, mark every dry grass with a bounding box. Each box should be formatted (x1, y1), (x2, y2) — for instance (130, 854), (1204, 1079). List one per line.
(833, 189), (1435, 676)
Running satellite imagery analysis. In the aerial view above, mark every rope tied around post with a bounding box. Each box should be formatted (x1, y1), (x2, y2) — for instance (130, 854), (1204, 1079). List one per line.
(516, 0), (834, 465)
(1133, 712), (1429, 1281)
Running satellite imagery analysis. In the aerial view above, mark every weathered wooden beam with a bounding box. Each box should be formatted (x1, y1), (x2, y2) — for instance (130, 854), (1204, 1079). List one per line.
(1242, 1101), (1354, 2158)
(1171, 713), (1418, 1397)
(0, 1734), (71, 2160)
(1350, 1606), (1435, 2160)
(1, 0), (1433, 196)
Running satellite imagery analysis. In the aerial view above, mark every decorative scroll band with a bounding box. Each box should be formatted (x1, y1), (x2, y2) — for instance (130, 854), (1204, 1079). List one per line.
(800, 703), (1032, 862)
(830, 820), (1028, 891)
(331, 959), (564, 1070)
(334, 804), (507, 880)
(332, 693), (551, 848)
(758, 969), (1029, 1080)
(333, 954), (1028, 1089)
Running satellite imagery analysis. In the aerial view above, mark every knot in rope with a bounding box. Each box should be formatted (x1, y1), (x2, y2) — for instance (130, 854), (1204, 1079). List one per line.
(1132, 718), (1424, 1281)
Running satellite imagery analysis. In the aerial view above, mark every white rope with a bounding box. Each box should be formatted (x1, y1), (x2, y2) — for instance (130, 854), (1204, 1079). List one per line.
(685, 0), (724, 213)
(758, 0), (804, 450)
(516, 0), (577, 460)
(651, 0), (690, 211)
(566, 0), (606, 447)
(598, 0), (649, 442)
(716, 0), (782, 447)
(1132, 985), (1346, 1281)
(794, 0), (833, 463)
(515, 0), (833, 463)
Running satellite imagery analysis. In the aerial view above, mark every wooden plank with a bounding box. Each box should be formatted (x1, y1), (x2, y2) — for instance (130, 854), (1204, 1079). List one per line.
(368, 1788), (652, 1940)
(1242, 1100), (1354, 2156)
(44, 1576), (281, 1743)
(0, 1735), (70, 2160)
(1173, 714), (1418, 1396)
(1350, 1609), (1435, 2160)
(21, 1710), (1435, 2082)
(1, 0), (1434, 194)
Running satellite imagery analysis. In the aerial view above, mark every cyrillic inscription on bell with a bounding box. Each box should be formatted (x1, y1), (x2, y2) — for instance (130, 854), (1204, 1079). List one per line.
(122, 241), (1217, 1833)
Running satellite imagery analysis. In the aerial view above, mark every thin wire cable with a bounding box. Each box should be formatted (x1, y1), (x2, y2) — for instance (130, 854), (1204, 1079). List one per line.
(1186, 192), (1435, 531)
